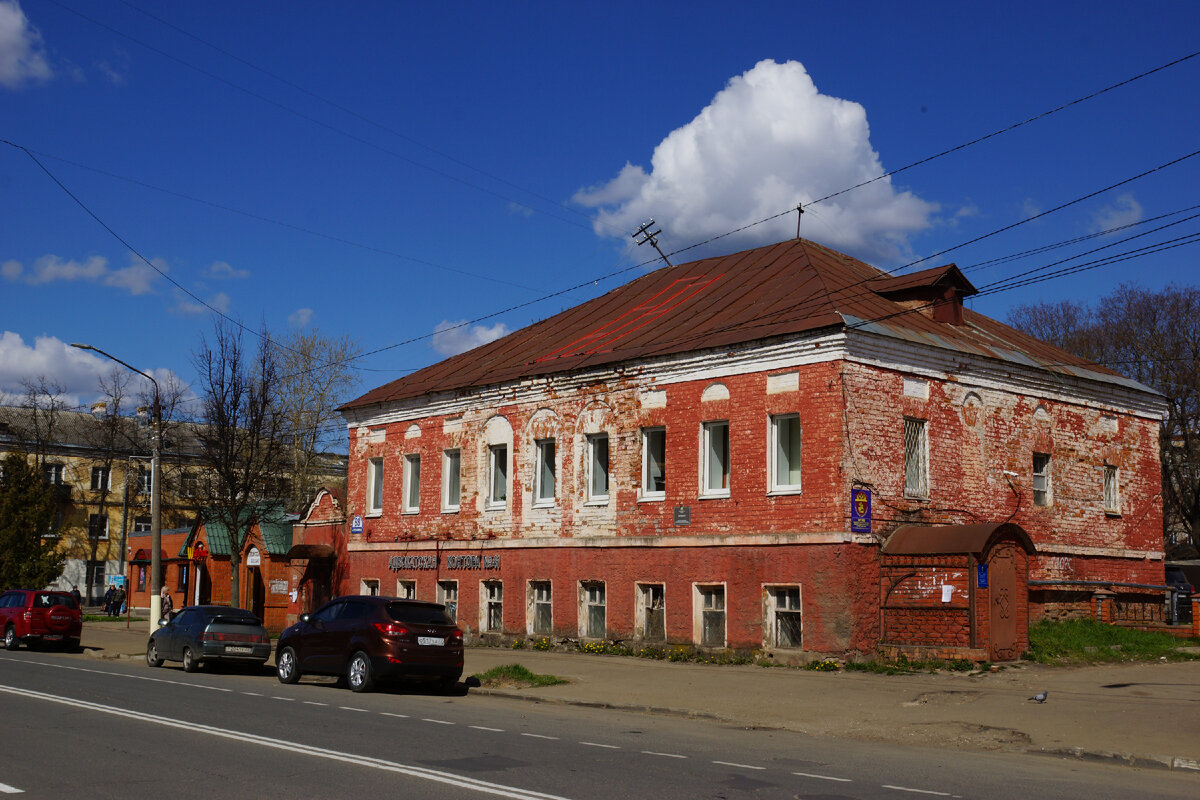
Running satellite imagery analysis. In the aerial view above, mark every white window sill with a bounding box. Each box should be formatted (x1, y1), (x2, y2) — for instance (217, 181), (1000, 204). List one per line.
(638, 494), (666, 503)
(365, 510), (383, 518)
(401, 508), (419, 516)
(699, 491), (731, 500)
(767, 487), (802, 497)
(441, 506), (460, 514)
(532, 500), (556, 510)
(485, 504), (508, 512)
(584, 498), (610, 507)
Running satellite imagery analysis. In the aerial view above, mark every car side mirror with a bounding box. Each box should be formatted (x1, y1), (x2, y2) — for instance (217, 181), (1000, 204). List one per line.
(299, 613), (311, 624)
(157, 617), (169, 628)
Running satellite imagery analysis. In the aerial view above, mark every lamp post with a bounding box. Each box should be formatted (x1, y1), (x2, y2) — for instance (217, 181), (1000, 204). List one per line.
(71, 343), (162, 632)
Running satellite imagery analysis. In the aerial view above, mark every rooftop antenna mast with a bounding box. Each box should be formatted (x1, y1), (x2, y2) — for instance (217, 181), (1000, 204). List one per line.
(795, 203), (804, 239)
(632, 219), (673, 267)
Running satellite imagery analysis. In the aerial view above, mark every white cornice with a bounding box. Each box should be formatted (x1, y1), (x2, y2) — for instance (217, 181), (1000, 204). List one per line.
(344, 322), (1166, 429)
(349, 530), (877, 552)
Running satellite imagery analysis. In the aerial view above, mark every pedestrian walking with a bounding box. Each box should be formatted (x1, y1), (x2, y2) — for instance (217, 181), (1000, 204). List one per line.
(159, 584), (173, 617)
(113, 586), (126, 617)
(70, 585), (82, 608)
(103, 585), (115, 617)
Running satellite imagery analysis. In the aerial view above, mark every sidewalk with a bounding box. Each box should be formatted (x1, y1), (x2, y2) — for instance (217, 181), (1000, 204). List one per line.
(77, 619), (1200, 773)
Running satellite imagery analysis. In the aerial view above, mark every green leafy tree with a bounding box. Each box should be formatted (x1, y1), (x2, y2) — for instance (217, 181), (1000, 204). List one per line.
(0, 452), (65, 589)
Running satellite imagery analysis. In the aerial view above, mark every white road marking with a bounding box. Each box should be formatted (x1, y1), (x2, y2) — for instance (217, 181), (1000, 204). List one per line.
(0, 683), (574, 800)
(6, 658), (230, 692)
(422, 718), (454, 725)
(882, 786), (951, 796)
(793, 771), (852, 782)
(579, 742), (619, 749)
(304, 701), (327, 706)
(713, 760), (765, 770)
(470, 725), (504, 732)
(381, 712), (410, 719)
(340, 706), (369, 712)
(242, 692), (263, 697)
(641, 751), (687, 759)
(521, 733), (558, 740)
(0, 782), (23, 794)
(272, 696), (294, 701)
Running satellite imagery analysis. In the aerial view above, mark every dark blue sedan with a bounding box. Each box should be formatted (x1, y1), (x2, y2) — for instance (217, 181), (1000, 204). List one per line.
(146, 605), (271, 673)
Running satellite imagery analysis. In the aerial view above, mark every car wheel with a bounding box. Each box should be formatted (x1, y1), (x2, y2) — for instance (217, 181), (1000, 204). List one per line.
(63, 637), (81, 653)
(276, 646), (301, 684)
(435, 676), (458, 694)
(146, 640), (164, 667)
(182, 646), (200, 673)
(3, 625), (17, 651)
(347, 651), (374, 693)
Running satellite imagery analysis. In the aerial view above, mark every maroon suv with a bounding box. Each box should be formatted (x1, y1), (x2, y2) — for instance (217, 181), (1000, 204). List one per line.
(275, 596), (464, 693)
(1, 589), (83, 652)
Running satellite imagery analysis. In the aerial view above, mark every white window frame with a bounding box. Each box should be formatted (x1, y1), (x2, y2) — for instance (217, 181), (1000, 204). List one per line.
(533, 439), (556, 508)
(764, 585), (803, 649)
(136, 465), (153, 495)
(132, 515), (151, 533)
(437, 580), (458, 621)
(44, 463), (64, 485)
(487, 445), (508, 510)
(179, 471), (198, 499)
(442, 449), (461, 513)
(528, 580), (553, 635)
(635, 582), (666, 641)
(768, 413), (802, 494)
(396, 579), (416, 599)
(1103, 464), (1121, 515)
(482, 580), (504, 632)
(1032, 452), (1052, 507)
(640, 427), (666, 501)
(366, 457), (384, 516)
(586, 433), (610, 504)
(90, 466), (110, 492)
(903, 417), (929, 499)
(700, 421), (730, 498)
(579, 581), (606, 639)
(402, 453), (421, 514)
(694, 583), (726, 647)
(360, 578), (380, 596)
(88, 513), (109, 541)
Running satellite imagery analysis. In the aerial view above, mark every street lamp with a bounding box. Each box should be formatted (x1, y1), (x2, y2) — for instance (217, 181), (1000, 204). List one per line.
(71, 343), (162, 632)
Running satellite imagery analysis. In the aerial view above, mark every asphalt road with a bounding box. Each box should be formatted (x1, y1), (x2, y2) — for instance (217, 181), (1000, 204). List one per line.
(1, 650), (1197, 799)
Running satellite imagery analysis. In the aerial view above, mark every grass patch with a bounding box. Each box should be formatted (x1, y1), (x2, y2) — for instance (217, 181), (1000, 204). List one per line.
(471, 663), (568, 688)
(843, 656), (980, 675)
(84, 615), (147, 622)
(1027, 618), (1199, 664)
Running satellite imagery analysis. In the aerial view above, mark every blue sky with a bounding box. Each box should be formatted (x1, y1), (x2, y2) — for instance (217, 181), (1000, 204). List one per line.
(2, 0), (1198, 419)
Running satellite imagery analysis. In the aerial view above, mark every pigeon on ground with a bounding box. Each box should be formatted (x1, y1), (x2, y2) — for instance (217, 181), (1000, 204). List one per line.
(1028, 691), (1048, 703)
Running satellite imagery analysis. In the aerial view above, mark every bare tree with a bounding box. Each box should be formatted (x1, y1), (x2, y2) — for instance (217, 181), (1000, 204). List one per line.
(1009, 283), (1200, 555)
(275, 327), (360, 508)
(192, 320), (288, 608)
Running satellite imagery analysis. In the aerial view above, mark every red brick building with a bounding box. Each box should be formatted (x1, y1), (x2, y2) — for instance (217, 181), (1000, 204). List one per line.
(336, 239), (1166, 659)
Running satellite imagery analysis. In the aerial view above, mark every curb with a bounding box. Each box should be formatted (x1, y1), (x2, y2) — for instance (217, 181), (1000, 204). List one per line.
(1031, 747), (1200, 773)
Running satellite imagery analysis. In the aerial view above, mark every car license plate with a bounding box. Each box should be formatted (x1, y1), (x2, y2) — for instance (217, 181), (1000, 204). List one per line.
(226, 645), (252, 654)
(417, 636), (444, 646)
(44, 634), (63, 641)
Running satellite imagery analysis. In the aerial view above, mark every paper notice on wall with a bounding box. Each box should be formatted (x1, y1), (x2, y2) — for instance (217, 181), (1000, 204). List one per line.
(941, 585), (954, 603)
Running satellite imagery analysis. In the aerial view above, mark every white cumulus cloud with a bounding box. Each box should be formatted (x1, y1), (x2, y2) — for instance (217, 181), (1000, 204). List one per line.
(0, 0), (52, 88)
(205, 260), (250, 280)
(1091, 193), (1143, 234)
(288, 307), (314, 328)
(574, 59), (937, 264)
(2, 253), (164, 295)
(172, 290), (230, 316)
(432, 320), (510, 357)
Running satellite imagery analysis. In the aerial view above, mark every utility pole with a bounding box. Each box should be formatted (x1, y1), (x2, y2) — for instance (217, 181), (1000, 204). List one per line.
(632, 219), (673, 267)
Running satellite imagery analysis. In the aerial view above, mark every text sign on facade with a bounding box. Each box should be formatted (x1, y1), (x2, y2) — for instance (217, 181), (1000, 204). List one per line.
(977, 563), (989, 588)
(673, 506), (691, 526)
(246, 547), (261, 567)
(351, 515), (364, 535)
(850, 488), (872, 533)
(387, 554), (501, 572)
(269, 579), (289, 595)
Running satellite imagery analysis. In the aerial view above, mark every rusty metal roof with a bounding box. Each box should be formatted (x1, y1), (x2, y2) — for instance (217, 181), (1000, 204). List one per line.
(883, 523), (1036, 556)
(343, 239), (1141, 411)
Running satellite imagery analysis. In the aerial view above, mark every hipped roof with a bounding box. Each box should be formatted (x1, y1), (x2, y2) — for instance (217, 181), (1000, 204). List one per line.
(343, 239), (1145, 411)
